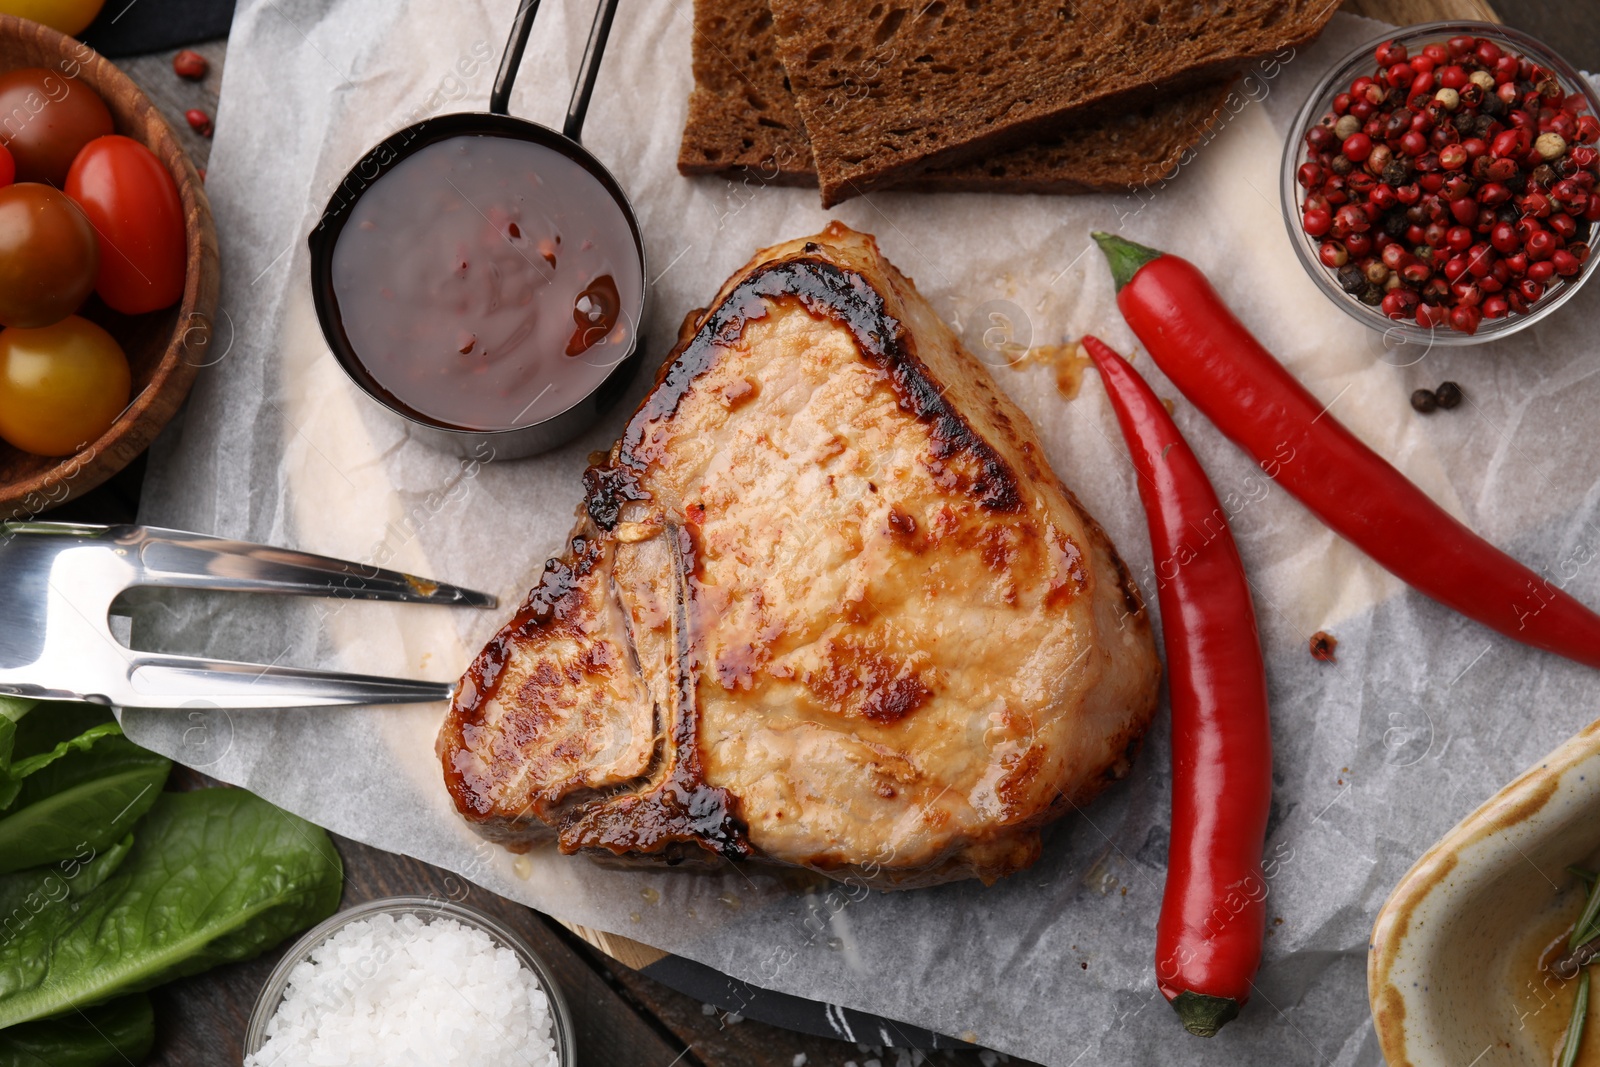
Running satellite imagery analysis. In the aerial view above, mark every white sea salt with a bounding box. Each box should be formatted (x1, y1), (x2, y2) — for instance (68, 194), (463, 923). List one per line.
(245, 912), (559, 1067)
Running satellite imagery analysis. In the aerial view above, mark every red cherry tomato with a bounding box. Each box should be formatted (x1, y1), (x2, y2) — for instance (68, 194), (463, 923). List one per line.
(0, 67), (112, 185)
(0, 183), (99, 328)
(0, 144), (13, 188)
(65, 135), (186, 315)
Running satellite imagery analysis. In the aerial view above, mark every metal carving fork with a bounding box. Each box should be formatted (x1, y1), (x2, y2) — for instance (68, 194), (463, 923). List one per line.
(0, 523), (496, 709)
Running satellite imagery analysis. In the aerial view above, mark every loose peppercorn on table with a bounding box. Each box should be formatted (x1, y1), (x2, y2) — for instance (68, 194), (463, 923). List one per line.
(45, 1), (1600, 1065)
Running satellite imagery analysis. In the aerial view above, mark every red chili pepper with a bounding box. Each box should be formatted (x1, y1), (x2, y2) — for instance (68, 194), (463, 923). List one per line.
(1094, 233), (1600, 670)
(1082, 335), (1271, 1038)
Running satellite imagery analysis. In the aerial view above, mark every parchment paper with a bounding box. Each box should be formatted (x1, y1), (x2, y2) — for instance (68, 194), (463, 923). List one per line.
(124, 3), (1600, 1063)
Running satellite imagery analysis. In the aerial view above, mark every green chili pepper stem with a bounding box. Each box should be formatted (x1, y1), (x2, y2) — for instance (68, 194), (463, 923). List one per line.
(1091, 232), (1163, 293)
(1571, 866), (1598, 885)
(1169, 991), (1241, 1038)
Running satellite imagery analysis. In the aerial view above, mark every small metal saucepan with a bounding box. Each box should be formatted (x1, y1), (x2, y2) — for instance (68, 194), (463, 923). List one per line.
(307, 0), (644, 460)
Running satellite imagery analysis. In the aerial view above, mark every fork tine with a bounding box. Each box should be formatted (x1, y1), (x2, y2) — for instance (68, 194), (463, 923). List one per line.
(122, 526), (497, 608)
(125, 652), (455, 709)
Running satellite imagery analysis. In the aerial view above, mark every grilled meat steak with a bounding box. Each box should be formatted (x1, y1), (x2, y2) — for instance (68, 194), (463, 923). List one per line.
(439, 223), (1161, 887)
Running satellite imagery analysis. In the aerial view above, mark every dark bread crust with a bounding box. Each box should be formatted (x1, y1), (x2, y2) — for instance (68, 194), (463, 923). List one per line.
(679, 0), (1238, 197)
(679, 0), (818, 185)
(765, 0), (1338, 205)
(898, 84), (1236, 194)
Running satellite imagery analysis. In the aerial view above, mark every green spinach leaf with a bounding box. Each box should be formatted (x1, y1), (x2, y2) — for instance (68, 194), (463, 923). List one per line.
(0, 843), (133, 986)
(0, 699), (36, 813)
(0, 994), (153, 1067)
(0, 730), (14, 817)
(9, 704), (108, 766)
(0, 702), (32, 725)
(0, 788), (342, 1028)
(63, 835), (133, 900)
(2, 702), (111, 816)
(0, 726), (169, 875)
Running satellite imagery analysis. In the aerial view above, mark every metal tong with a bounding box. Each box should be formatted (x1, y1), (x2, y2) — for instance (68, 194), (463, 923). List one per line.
(0, 523), (496, 709)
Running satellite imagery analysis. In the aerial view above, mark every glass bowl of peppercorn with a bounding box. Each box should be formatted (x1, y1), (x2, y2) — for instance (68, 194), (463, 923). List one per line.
(1281, 21), (1600, 345)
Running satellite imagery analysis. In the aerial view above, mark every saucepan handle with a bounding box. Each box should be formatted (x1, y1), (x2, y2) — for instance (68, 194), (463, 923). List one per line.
(489, 0), (540, 117)
(489, 0), (620, 145)
(563, 0), (620, 142)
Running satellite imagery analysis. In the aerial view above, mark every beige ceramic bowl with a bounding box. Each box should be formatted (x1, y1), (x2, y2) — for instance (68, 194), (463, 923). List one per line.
(1370, 717), (1600, 1066)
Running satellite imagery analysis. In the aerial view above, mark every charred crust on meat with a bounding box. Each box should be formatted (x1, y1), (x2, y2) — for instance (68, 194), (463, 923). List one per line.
(995, 745), (1045, 811)
(863, 675), (933, 723)
(584, 465), (649, 531)
(1101, 734), (1144, 783)
(1066, 496), (1146, 622)
(442, 536), (613, 816)
(718, 376), (760, 409)
(805, 641), (933, 725)
(558, 521), (752, 862)
(1044, 526), (1088, 610)
(1109, 548), (1145, 619)
(608, 254), (1021, 514)
(886, 503), (922, 549)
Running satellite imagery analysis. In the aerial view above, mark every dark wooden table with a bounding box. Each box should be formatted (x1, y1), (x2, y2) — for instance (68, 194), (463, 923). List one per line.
(61, 2), (1600, 1063)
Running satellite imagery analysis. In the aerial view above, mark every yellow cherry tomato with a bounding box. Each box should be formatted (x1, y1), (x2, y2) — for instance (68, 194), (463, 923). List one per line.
(0, 315), (129, 456)
(0, 0), (107, 36)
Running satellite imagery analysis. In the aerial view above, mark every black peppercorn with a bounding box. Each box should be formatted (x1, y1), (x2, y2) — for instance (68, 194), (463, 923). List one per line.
(1434, 381), (1463, 409)
(1383, 158), (1412, 186)
(1385, 212), (1409, 237)
(1411, 388), (1439, 414)
(1360, 284), (1384, 306)
(1330, 153), (1354, 176)
(1338, 264), (1366, 294)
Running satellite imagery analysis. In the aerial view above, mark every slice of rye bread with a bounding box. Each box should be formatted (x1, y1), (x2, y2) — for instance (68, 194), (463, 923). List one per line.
(679, 0), (818, 186)
(678, 0), (1237, 196)
(765, 0), (1338, 206)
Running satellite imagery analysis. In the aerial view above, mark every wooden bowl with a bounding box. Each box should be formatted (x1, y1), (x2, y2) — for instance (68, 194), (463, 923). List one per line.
(0, 15), (219, 520)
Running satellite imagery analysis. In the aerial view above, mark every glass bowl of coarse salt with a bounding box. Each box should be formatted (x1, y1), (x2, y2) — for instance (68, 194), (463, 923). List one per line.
(243, 896), (575, 1067)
